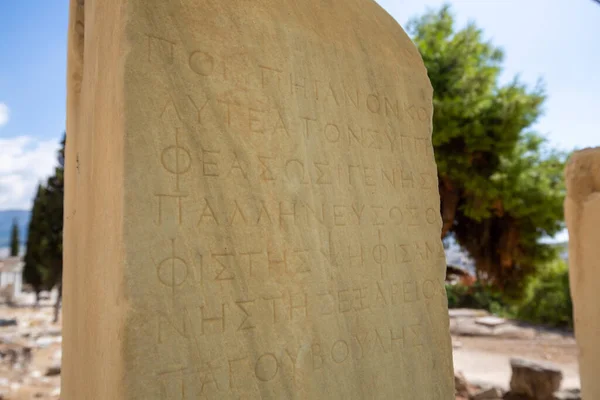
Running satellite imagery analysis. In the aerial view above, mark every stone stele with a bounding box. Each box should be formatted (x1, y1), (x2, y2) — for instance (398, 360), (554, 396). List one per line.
(62, 0), (455, 399)
(565, 147), (600, 400)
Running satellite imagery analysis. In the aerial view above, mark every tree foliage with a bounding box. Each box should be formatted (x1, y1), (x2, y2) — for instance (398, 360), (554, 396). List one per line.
(9, 218), (19, 257)
(39, 135), (64, 295)
(23, 184), (48, 301)
(22, 134), (65, 315)
(407, 5), (566, 297)
(515, 259), (572, 327)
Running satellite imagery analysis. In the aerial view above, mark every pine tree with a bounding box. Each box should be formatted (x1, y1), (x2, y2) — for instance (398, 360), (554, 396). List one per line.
(23, 184), (47, 304)
(9, 218), (19, 257)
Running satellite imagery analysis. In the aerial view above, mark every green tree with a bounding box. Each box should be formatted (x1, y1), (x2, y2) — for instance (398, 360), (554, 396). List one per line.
(23, 184), (48, 304)
(515, 259), (573, 327)
(41, 134), (65, 322)
(23, 134), (65, 317)
(9, 218), (19, 257)
(407, 5), (566, 296)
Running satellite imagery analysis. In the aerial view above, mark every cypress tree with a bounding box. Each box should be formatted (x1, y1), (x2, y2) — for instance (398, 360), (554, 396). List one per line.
(42, 134), (65, 322)
(9, 218), (19, 257)
(23, 184), (47, 304)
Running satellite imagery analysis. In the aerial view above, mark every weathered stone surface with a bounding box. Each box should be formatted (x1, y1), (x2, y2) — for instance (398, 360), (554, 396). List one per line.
(449, 309), (489, 318)
(470, 387), (502, 400)
(450, 317), (535, 339)
(455, 371), (469, 396)
(565, 147), (600, 400)
(504, 393), (532, 400)
(553, 388), (581, 400)
(62, 0), (454, 399)
(475, 316), (506, 328)
(44, 364), (61, 377)
(509, 358), (562, 400)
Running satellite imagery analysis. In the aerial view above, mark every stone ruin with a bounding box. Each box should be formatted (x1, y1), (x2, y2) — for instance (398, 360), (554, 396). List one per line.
(62, 0), (454, 399)
(565, 147), (600, 400)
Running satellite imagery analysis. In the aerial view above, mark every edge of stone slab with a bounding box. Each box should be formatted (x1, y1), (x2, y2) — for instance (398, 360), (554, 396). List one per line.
(509, 357), (563, 374)
(565, 146), (600, 203)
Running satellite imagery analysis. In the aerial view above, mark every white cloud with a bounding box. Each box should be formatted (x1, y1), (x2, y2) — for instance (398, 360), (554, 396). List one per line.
(0, 136), (60, 210)
(0, 103), (9, 127)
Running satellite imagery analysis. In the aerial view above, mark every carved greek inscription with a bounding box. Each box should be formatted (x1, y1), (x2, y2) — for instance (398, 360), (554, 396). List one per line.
(154, 280), (444, 344)
(213, 252), (235, 281)
(320, 231), (340, 278)
(141, 33), (429, 120)
(160, 129), (191, 191)
(154, 320), (429, 396)
(189, 146), (436, 189)
(189, 50), (215, 76)
(145, 237), (443, 301)
(235, 301), (256, 331)
(194, 199), (436, 228)
(157, 310), (190, 345)
(155, 193), (187, 225)
(145, 34), (175, 64)
(186, 47), (431, 123)
(192, 237), (444, 284)
(200, 303), (226, 335)
(227, 357), (249, 390)
(160, 96), (184, 125)
(154, 128), (192, 225)
(140, 29), (442, 395)
(197, 246), (313, 282)
(154, 239), (189, 296)
(394, 240), (446, 265)
(317, 121), (432, 154)
(189, 96), (292, 137)
(184, 95), (432, 152)
(254, 353), (279, 382)
(372, 230), (389, 279)
(157, 360), (221, 399)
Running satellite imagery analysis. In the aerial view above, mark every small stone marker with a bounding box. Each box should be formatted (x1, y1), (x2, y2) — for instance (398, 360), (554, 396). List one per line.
(565, 147), (600, 400)
(475, 316), (506, 328)
(509, 358), (562, 400)
(62, 0), (454, 399)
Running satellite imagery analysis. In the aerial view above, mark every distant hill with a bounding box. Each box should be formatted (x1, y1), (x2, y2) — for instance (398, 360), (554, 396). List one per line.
(0, 210), (31, 248)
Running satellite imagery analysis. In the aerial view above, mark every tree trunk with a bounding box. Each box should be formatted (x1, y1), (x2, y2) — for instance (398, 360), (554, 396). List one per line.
(439, 177), (460, 238)
(34, 289), (40, 308)
(53, 283), (62, 324)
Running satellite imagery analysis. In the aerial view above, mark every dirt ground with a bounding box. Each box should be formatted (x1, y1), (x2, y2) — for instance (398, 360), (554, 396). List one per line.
(453, 332), (580, 394)
(456, 333), (578, 365)
(0, 303), (580, 399)
(0, 302), (61, 400)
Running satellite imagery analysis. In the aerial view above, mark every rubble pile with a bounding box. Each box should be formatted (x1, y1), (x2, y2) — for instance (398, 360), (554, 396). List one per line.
(0, 304), (61, 400)
(0, 303), (582, 399)
(455, 359), (581, 400)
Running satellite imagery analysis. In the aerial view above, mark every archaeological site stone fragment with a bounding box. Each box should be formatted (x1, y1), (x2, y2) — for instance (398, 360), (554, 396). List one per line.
(62, 0), (455, 398)
(565, 147), (600, 400)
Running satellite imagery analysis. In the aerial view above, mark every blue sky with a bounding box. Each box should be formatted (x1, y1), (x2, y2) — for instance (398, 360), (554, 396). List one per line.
(0, 0), (598, 212)
(0, 3), (68, 210)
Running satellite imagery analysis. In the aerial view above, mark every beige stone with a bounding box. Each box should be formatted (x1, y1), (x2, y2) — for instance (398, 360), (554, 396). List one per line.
(565, 147), (600, 400)
(62, 0), (454, 399)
